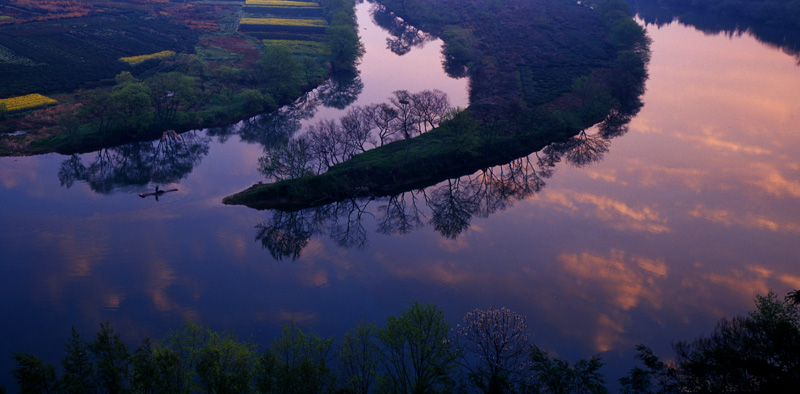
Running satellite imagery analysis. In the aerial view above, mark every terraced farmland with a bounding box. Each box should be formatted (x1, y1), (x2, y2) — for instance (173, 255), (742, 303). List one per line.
(238, 0), (327, 40)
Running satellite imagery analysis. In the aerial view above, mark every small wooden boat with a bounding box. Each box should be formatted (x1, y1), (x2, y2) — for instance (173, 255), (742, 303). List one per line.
(139, 187), (178, 198)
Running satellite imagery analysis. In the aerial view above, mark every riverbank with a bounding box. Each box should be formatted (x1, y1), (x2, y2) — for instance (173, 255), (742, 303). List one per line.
(224, 0), (651, 209)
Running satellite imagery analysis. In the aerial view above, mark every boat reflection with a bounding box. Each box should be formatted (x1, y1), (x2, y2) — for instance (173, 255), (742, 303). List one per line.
(57, 131), (210, 194)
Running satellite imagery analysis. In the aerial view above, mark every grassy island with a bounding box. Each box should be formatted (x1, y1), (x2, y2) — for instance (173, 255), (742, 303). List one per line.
(223, 0), (651, 210)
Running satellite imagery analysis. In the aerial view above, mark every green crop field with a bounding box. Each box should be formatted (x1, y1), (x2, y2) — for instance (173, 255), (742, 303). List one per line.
(0, 12), (198, 97)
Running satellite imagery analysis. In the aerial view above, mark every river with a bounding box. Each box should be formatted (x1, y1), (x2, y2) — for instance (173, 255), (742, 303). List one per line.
(1, 1), (799, 389)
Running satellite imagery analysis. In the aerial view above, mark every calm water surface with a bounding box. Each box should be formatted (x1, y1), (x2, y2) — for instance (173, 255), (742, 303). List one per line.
(1, 4), (800, 388)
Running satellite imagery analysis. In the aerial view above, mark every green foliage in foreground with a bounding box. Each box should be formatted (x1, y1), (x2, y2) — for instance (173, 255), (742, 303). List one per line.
(11, 293), (800, 394)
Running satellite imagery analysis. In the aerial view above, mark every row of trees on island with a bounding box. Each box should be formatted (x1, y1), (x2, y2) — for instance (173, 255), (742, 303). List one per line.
(258, 89), (455, 181)
(8, 292), (800, 393)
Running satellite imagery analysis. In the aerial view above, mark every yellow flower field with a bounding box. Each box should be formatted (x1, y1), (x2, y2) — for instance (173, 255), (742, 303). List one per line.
(0, 93), (57, 112)
(240, 17), (327, 26)
(119, 50), (176, 66)
(245, 0), (319, 7)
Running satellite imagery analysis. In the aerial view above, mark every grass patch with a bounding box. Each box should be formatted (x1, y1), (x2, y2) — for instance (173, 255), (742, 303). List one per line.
(262, 39), (329, 56)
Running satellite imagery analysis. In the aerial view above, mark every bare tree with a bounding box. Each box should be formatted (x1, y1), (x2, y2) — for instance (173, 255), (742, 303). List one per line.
(362, 103), (400, 146)
(388, 90), (419, 139)
(306, 119), (349, 171)
(340, 106), (377, 154)
(411, 89), (451, 133)
(258, 138), (315, 181)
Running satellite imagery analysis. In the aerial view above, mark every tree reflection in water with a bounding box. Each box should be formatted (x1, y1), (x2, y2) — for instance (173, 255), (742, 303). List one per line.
(207, 72), (364, 150)
(316, 72), (364, 110)
(56, 67), (365, 196)
(254, 122), (626, 259)
(628, 0), (800, 63)
(544, 130), (610, 168)
(57, 131), (210, 194)
(369, 2), (434, 56)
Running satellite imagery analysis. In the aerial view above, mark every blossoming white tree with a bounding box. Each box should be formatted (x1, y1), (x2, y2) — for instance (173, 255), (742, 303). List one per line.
(458, 307), (529, 394)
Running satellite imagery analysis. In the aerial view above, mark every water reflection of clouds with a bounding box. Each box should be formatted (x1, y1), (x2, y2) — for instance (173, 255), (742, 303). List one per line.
(689, 204), (800, 234)
(437, 236), (471, 253)
(702, 265), (776, 300)
(385, 259), (471, 286)
(780, 274), (800, 288)
(622, 160), (708, 190)
(0, 157), (41, 189)
(557, 249), (666, 312)
(645, 24), (800, 139)
(481, 23), (800, 357)
(674, 129), (773, 156)
(747, 162), (800, 199)
(531, 190), (670, 233)
(31, 209), (208, 334)
(216, 231), (250, 261)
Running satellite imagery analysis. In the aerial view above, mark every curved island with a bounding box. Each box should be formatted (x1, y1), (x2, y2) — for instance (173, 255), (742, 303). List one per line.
(224, 0), (651, 210)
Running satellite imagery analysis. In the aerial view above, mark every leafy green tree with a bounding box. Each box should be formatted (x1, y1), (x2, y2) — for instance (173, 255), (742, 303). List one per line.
(158, 321), (209, 394)
(195, 330), (258, 394)
(147, 72), (201, 127)
(300, 56), (325, 85)
(377, 302), (457, 394)
(211, 65), (243, 96)
(115, 71), (137, 86)
(110, 82), (152, 132)
(59, 327), (96, 394)
(256, 321), (335, 394)
(327, 25), (365, 72)
(618, 345), (680, 394)
(338, 321), (381, 394)
(182, 55), (208, 77)
(130, 337), (159, 394)
(526, 346), (608, 394)
(150, 346), (183, 394)
(673, 291), (800, 393)
(80, 90), (119, 136)
(12, 353), (57, 394)
(441, 27), (473, 78)
(89, 322), (131, 394)
(236, 89), (269, 114)
(256, 44), (302, 100)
